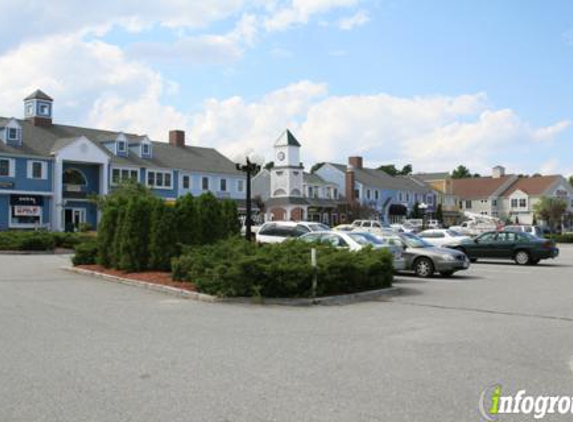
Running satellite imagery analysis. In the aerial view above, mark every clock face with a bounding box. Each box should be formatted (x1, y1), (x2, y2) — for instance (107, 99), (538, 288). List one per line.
(277, 151), (286, 161)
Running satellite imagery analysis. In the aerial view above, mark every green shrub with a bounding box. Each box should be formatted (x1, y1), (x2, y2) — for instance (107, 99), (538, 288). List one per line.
(196, 192), (224, 244)
(52, 232), (95, 249)
(172, 238), (393, 298)
(221, 199), (241, 238)
(148, 200), (178, 271)
(72, 242), (99, 266)
(0, 231), (55, 251)
(96, 206), (119, 267)
(546, 233), (573, 243)
(175, 193), (198, 246)
(118, 196), (152, 272)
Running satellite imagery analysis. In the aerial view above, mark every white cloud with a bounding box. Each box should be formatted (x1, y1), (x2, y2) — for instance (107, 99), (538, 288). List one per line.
(264, 0), (360, 31)
(337, 10), (370, 30)
(0, 0), (255, 50)
(187, 83), (570, 174)
(0, 33), (188, 140)
(128, 13), (259, 65)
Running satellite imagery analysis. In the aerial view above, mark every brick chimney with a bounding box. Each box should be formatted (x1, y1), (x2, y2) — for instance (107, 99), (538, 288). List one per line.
(345, 165), (356, 203)
(169, 130), (185, 148)
(348, 156), (363, 169)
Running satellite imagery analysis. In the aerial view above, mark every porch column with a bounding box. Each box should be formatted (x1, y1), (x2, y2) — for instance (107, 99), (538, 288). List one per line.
(52, 158), (64, 232)
(97, 162), (110, 228)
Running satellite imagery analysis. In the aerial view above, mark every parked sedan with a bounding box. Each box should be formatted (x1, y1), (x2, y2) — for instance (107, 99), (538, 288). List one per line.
(299, 231), (406, 271)
(375, 232), (470, 277)
(453, 231), (559, 265)
(418, 229), (472, 248)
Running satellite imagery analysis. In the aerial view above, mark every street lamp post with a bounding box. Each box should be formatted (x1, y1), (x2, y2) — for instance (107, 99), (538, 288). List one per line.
(236, 153), (262, 241)
(419, 202), (428, 230)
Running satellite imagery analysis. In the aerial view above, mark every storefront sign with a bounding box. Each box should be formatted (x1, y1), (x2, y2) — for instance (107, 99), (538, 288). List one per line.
(10, 195), (44, 206)
(13, 206), (41, 217)
(0, 181), (14, 189)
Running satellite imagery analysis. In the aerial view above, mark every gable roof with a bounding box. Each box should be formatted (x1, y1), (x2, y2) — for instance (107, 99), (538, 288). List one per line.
(412, 172), (450, 182)
(452, 175), (515, 199)
(304, 172), (335, 186)
(0, 116), (241, 175)
(274, 129), (301, 147)
(24, 90), (53, 101)
(501, 175), (561, 197)
(327, 163), (431, 193)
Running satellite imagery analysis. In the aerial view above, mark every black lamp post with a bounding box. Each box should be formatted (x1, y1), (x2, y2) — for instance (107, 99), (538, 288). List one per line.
(236, 157), (261, 241)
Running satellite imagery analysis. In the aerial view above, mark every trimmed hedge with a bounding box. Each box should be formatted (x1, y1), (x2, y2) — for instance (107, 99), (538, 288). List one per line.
(72, 241), (99, 266)
(172, 238), (394, 298)
(0, 231), (96, 252)
(546, 233), (573, 243)
(0, 231), (56, 251)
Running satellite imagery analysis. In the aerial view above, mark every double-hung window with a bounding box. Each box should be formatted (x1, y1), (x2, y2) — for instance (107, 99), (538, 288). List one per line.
(237, 179), (244, 193)
(182, 175), (190, 190)
(112, 168), (139, 185)
(202, 177), (209, 191)
(147, 170), (173, 189)
(220, 178), (227, 192)
(27, 161), (46, 180)
(0, 158), (14, 177)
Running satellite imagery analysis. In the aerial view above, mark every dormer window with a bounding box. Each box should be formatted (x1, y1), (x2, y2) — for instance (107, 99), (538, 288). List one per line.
(8, 128), (18, 141)
(2, 119), (22, 146)
(117, 141), (126, 153)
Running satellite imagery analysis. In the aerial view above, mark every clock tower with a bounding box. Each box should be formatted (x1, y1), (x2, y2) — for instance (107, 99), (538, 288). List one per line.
(270, 129), (303, 198)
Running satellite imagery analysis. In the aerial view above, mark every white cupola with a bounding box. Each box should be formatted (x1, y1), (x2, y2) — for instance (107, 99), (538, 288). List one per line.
(24, 89), (53, 127)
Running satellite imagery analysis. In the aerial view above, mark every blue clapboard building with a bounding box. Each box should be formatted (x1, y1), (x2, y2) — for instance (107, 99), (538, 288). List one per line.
(0, 90), (246, 231)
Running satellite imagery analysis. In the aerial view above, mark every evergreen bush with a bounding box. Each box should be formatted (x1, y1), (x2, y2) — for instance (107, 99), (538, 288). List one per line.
(172, 238), (393, 298)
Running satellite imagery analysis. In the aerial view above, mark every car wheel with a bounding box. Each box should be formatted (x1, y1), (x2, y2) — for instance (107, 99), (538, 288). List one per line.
(514, 250), (531, 265)
(440, 271), (454, 277)
(414, 257), (434, 278)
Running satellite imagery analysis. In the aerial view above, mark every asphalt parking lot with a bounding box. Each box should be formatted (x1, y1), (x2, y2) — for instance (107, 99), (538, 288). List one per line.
(1, 247), (573, 422)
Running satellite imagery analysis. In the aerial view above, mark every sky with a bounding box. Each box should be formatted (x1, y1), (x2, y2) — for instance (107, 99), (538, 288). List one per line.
(0, 0), (572, 176)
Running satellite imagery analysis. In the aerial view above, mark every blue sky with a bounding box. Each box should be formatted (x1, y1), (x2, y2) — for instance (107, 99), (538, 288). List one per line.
(0, 0), (572, 175)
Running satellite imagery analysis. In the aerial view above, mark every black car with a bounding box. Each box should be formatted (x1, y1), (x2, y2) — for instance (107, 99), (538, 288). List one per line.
(453, 231), (559, 265)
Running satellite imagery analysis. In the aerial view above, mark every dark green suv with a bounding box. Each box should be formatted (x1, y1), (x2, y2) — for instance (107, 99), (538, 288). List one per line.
(453, 231), (559, 265)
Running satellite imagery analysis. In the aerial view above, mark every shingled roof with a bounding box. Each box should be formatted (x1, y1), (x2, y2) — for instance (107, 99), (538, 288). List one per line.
(24, 89), (53, 101)
(452, 176), (515, 199)
(274, 129), (301, 147)
(501, 175), (560, 197)
(327, 163), (431, 193)
(0, 116), (241, 175)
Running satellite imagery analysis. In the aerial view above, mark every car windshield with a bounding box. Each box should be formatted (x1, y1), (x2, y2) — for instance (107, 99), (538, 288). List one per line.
(348, 232), (384, 246)
(308, 223), (330, 232)
(400, 233), (432, 248)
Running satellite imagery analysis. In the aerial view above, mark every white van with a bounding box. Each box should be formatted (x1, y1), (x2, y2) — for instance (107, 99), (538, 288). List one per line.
(256, 221), (330, 244)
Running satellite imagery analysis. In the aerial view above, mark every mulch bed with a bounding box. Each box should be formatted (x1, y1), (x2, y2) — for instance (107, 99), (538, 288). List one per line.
(76, 265), (196, 292)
